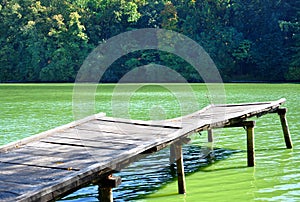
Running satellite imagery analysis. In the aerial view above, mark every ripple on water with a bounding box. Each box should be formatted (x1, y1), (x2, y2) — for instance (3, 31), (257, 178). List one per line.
(2, 84), (300, 201)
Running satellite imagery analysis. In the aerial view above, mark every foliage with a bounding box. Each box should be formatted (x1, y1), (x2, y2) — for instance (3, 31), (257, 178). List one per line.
(0, 0), (299, 82)
(280, 0), (300, 81)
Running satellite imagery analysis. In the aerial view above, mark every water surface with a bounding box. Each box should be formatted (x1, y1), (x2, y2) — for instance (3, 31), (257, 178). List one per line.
(0, 83), (299, 201)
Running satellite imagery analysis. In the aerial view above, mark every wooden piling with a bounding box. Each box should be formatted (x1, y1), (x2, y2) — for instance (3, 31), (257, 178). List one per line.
(170, 143), (176, 165)
(244, 121), (255, 167)
(208, 129), (213, 143)
(98, 174), (121, 202)
(277, 108), (293, 149)
(98, 187), (113, 202)
(170, 137), (190, 166)
(208, 129), (214, 150)
(174, 143), (186, 194)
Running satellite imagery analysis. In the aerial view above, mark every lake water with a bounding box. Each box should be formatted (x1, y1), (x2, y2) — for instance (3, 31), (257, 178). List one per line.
(0, 83), (299, 201)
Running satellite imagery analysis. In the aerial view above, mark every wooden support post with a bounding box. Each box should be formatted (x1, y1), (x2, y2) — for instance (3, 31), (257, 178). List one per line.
(98, 174), (121, 202)
(174, 143), (186, 194)
(244, 121), (255, 167)
(207, 129), (214, 154)
(208, 129), (213, 143)
(170, 137), (191, 166)
(170, 143), (176, 165)
(277, 108), (293, 149)
(98, 187), (113, 202)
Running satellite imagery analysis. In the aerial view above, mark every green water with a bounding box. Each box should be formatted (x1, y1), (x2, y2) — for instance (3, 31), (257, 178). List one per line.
(144, 84), (300, 202)
(0, 83), (299, 201)
(0, 84), (74, 145)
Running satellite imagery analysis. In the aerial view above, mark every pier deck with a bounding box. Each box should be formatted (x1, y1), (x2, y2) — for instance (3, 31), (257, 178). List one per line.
(0, 98), (292, 201)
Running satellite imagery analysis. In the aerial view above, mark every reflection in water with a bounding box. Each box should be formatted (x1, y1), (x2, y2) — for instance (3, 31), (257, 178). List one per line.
(60, 144), (240, 201)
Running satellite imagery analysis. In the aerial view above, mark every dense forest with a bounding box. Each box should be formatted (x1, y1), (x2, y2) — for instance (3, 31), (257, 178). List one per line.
(0, 0), (299, 82)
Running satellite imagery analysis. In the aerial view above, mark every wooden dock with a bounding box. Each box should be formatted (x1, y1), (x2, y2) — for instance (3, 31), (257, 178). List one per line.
(0, 98), (292, 201)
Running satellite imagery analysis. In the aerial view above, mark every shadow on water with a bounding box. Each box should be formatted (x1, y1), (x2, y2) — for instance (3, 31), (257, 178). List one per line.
(60, 145), (242, 202)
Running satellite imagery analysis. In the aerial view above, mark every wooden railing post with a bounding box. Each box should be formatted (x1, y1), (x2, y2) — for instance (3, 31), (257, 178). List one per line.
(98, 174), (121, 202)
(277, 108), (293, 149)
(244, 121), (255, 167)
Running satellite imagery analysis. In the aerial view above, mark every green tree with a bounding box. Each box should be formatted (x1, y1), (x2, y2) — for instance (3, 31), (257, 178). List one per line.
(0, 0), (296, 82)
(282, 0), (300, 81)
(229, 0), (288, 81)
(160, 1), (178, 30)
(40, 10), (91, 81)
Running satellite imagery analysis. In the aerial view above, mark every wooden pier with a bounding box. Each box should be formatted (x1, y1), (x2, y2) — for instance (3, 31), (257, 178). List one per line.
(0, 98), (292, 201)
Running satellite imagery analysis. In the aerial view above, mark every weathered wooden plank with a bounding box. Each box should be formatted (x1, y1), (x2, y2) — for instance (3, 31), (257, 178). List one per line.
(0, 152), (94, 171)
(96, 116), (182, 129)
(15, 166), (112, 202)
(27, 134), (174, 160)
(0, 163), (73, 187)
(0, 113), (106, 153)
(73, 125), (181, 146)
(25, 141), (87, 152)
(0, 142), (107, 171)
(74, 126), (175, 140)
(51, 130), (154, 144)
(94, 120), (181, 133)
(173, 100), (283, 125)
(214, 98), (285, 107)
(0, 181), (35, 201)
(39, 136), (135, 151)
(77, 120), (178, 135)
(29, 130), (147, 149)
(53, 129), (150, 143)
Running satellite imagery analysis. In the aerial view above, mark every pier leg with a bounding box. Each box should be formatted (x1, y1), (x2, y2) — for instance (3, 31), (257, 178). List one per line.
(207, 129), (214, 153)
(208, 129), (214, 143)
(244, 121), (255, 167)
(170, 144), (176, 165)
(98, 187), (113, 202)
(277, 108), (293, 149)
(174, 143), (186, 194)
(98, 174), (121, 202)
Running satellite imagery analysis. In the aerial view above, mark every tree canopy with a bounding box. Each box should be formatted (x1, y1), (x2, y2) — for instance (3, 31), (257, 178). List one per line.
(0, 0), (299, 82)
